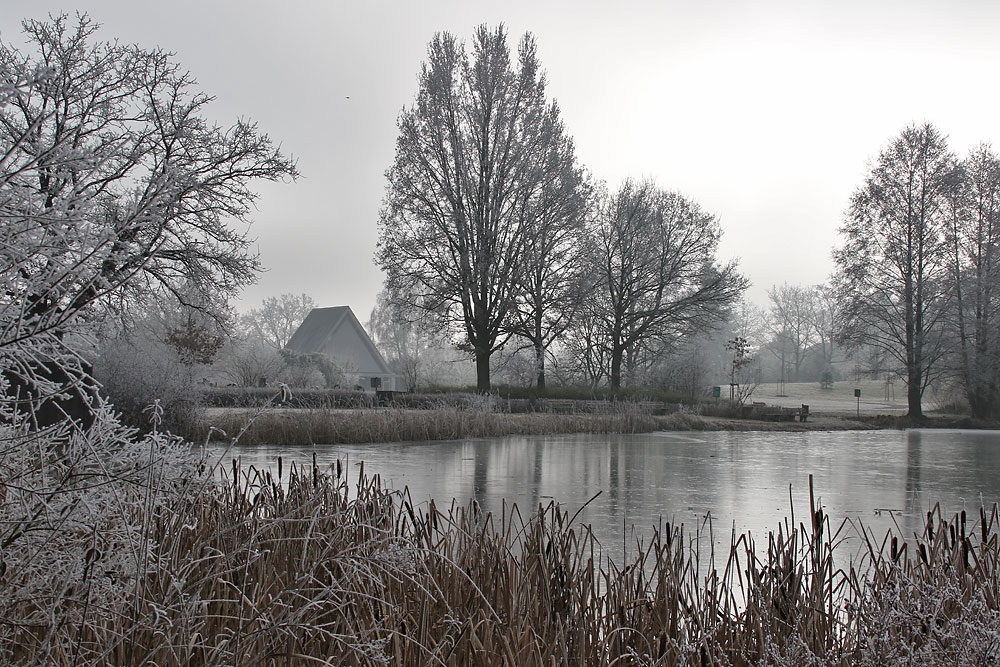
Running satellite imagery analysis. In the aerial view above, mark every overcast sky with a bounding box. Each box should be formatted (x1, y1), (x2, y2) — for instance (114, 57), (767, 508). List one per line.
(4, 1), (1000, 319)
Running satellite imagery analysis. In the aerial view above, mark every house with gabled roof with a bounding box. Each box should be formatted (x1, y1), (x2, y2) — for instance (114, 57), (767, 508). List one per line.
(283, 306), (401, 392)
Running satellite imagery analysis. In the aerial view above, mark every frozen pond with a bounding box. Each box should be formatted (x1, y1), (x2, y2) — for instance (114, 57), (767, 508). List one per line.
(206, 429), (1000, 564)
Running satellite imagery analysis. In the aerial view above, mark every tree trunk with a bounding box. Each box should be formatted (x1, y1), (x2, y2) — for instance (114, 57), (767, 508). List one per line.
(475, 348), (491, 394)
(906, 371), (923, 418)
(968, 338), (999, 419)
(968, 390), (992, 420)
(610, 347), (623, 391)
(534, 342), (546, 390)
(904, 270), (921, 418)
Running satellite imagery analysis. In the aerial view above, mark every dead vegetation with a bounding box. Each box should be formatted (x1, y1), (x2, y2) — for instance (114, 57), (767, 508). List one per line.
(189, 405), (724, 445)
(189, 401), (893, 445)
(4, 444), (998, 665)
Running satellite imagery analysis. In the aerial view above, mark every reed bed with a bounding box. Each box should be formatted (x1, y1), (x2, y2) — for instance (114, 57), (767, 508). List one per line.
(190, 405), (712, 445)
(5, 447), (998, 665)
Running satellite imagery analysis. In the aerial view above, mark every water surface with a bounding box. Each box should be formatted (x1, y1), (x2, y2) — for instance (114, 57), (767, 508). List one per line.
(207, 429), (1000, 564)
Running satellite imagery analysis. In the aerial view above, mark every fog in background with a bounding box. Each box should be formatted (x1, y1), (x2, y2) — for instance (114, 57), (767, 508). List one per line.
(4, 0), (999, 316)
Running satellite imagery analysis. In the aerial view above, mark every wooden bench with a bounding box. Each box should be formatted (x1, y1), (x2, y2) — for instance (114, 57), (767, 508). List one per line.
(636, 400), (666, 415)
(541, 398), (576, 414)
(747, 403), (810, 422)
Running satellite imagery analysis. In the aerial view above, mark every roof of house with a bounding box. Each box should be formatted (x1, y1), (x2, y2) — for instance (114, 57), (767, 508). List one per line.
(283, 306), (393, 375)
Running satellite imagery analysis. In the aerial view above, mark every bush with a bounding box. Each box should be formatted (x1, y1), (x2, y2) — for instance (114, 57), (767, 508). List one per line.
(95, 334), (203, 433)
(491, 383), (686, 403)
(698, 400), (748, 419)
(0, 408), (206, 664)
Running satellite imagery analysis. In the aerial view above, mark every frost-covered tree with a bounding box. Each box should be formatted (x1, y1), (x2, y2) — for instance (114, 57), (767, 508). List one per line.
(95, 289), (230, 429)
(0, 14), (295, 420)
(240, 293), (315, 350)
(0, 15), (293, 657)
(378, 25), (584, 392)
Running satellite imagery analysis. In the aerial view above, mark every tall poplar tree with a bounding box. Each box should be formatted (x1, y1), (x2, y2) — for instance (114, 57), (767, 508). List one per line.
(377, 25), (585, 392)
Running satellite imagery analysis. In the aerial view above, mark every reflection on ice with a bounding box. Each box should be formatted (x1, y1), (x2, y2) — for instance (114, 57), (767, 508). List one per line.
(207, 428), (1000, 566)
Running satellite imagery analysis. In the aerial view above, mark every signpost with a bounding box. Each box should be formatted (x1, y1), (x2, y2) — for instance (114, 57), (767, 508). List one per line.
(854, 388), (861, 417)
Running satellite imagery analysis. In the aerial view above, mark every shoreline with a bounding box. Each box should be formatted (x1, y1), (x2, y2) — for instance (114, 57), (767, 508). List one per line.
(189, 405), (998, 446)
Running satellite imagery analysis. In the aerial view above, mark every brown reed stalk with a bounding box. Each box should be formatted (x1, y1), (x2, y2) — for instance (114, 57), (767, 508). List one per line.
(7, 454), (999, 665)
(186, 406), (704, 446)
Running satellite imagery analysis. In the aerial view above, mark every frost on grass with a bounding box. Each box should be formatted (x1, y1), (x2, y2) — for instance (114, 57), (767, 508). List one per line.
(0, 407), (207, 662)
(853, 566), (1000, 664)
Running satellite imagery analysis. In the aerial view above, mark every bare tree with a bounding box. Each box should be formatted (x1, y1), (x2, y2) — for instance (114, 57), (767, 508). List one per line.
(807, 284), (837, 374)
(0, 15), (295, 424)
(377, 25), (583, 392)
(164, 308), (227, 368)
(218, 341), (284, 388)
(946, 144), (1000, 418)
(766, 283), (817, 383)
(834, 123), (957, 418)
(240, 293), (316, 350)
(591, 178), (747, 390)
(368, 288), (433, 392)
(726, 335), (760, 406)
(508, 136), (591, 389)
(730, 297), (769, 353)
(724, 298), (765, 402)
(654, 339), (713, 403)
(559, 298), (611, 389)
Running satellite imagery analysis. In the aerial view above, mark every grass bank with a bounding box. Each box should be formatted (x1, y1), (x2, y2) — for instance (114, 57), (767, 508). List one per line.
(190, 406), (726, 445)
(189, 383), (1000, 447)
(9, 457), (998, 665)
(190, 404), (898, 446)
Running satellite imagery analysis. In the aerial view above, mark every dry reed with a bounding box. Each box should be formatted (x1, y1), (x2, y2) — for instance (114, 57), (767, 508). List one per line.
(5, 451), (998, 665)
(189, 405), (713, 446)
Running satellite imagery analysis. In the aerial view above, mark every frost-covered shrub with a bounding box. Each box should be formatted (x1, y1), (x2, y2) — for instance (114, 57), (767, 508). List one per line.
(853, 562), (1000, 664)
(215, 338), (286, 387)
(0, 406), (206, 663)
(279, 349), (347, 388)
(95, 333), (202, 434)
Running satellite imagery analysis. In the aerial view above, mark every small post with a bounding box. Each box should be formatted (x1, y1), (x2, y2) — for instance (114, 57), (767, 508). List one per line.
(854, 388), (861, 417)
